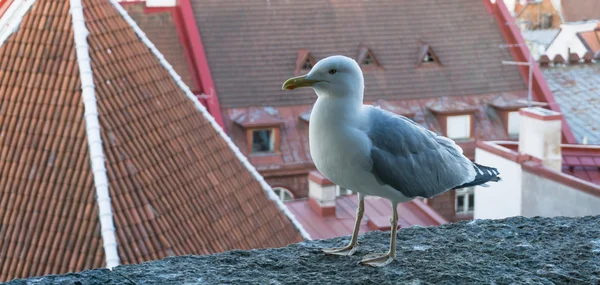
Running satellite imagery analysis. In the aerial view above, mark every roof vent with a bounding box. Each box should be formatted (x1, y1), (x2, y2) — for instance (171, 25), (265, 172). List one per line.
(568, 49), (580, 64)
(295, 49), (315, 75)
(539, 55), (551, 67)
(552, 54), (565, 65)
(582, 51), (594, 63)
(357, 45), (382, 70)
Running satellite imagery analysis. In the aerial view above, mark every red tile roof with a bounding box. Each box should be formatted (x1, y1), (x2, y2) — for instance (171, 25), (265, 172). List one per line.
(560, 0), (600, 22)
(224, 92), (530, 175)
(117, 0), (226, 128)
(121, 2), (196, 89)
(561, 146), (600, 185)
(489, 0), (578, 144)
(190, 0), (526, 108)
(542, 64), (600, 145)
(286, 195), (447, 240)
(0, 0), (304, 281)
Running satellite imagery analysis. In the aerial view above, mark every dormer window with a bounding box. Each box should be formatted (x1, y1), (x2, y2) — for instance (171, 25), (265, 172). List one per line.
(446, 115), (472, 139)
(427, 99), (477, 140)
(357, 45), (382, 70)
(233, 108), (284, 155)
(251, 129), (275, 153)
(488, 96), (529, 138)
(417, 42), (441, 66)
(295, 49), (315, 75)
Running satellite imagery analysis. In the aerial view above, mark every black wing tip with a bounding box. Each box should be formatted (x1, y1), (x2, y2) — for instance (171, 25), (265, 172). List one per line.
(456, 163), (501, 189)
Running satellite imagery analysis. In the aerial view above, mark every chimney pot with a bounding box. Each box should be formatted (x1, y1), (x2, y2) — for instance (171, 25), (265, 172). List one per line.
(518, 107), (562, 171)
(308, 171), (337, 217)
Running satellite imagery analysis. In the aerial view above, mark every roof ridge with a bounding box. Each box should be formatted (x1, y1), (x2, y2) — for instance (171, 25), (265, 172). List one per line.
(0, 0), (35, 49)
(69, 0), (120, 268)
(107, 0), (312, 240)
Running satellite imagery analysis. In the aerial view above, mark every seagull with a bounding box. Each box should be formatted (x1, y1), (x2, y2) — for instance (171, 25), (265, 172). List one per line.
(282, 55), (501, 267)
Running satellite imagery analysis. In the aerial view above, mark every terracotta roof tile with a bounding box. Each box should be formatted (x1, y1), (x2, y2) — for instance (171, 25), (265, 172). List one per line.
(0, 0), (303, 281)
(191, 0), (526, 108)
(121, 3), (196, 90)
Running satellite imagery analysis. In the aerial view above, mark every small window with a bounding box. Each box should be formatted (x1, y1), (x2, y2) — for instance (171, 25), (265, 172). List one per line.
(422, 51), (434, 63)
(417, 43), (441, 66)
(455, 187), (474, 214)
(251, 129), (274, 153)
(273, 187), (295, 202)
(363, 54), (374, 65)
(302, 58), (313, 70)
(357, 46), (381, 69)
(507, 111), (520, 136)
(446, 115), (471, 139)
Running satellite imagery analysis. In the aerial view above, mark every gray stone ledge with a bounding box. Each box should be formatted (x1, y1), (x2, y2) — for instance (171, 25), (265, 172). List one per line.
(5, 216), (600, 285)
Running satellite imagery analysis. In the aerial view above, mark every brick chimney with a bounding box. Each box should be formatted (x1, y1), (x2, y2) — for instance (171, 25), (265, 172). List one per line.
(518, 107), (562, 171)
(307, 171), (337, 217)
(146, 0), (176, 7)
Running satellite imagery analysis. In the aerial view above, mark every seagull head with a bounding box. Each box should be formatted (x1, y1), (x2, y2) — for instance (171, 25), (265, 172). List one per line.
(282, 55), (364, 99)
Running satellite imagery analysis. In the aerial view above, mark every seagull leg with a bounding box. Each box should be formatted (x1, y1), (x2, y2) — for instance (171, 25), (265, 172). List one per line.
(360, 201), (398, 267)
(322, 193), (365, 256)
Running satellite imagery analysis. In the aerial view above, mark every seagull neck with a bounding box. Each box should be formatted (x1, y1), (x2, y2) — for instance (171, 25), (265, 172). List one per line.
(313, 96), (362, 123)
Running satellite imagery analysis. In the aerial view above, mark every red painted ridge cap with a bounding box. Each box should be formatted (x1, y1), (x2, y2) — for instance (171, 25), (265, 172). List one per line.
(522, 161), (600, 198)
(177, 0), (225, 129)
(476, 140), (535, 163)
(0, 0), (14, 18)
(486, 0), (577, 144)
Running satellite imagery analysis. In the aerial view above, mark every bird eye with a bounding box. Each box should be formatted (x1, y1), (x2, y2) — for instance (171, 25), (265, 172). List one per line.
(328, 69), (337, 75)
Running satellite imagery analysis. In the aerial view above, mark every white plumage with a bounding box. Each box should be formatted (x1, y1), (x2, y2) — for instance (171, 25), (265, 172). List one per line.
(283, 55), (501, 267)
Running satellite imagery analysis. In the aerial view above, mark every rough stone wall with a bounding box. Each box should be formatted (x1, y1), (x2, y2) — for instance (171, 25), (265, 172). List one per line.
(7, 216), (600, 285)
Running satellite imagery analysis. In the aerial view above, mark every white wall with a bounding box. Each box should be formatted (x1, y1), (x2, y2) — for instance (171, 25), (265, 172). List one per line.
(521, 171), (600, 217)
(545, 22), (599, 58)
(474, 148), (523, 219)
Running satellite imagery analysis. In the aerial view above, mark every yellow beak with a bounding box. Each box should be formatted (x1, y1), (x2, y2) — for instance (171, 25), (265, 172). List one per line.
(281, 75), (322, 90)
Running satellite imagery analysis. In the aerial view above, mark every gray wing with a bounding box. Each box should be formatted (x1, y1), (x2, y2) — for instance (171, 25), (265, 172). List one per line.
(367, 107), (476, 198)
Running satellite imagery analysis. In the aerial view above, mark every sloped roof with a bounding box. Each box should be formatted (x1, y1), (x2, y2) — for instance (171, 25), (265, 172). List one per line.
(122, 2), (196, 89)
(0, 0), (304, 281)
(286, 194), (447, 240)
(560, 0), (600, 22)
(190, 0), (526, 108)
(223, 92), (528, 177)
(542, 64), (600, 145)
(577, 25), (600, 54)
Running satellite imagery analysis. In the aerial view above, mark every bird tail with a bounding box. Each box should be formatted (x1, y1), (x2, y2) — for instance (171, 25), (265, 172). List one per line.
(455, 163), (501, 189)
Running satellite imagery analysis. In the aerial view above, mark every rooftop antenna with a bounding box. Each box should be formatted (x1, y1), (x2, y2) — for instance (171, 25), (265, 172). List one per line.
(499, 21), (535, 108)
